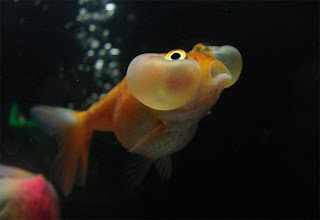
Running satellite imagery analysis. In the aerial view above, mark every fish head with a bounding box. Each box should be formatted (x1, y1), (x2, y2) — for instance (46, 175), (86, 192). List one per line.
(190, 43), (242, 88)
(126, 43), (242, 111)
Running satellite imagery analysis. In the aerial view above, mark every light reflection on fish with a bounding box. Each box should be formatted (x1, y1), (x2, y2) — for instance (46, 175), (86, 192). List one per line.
(31, 43), (242, 196)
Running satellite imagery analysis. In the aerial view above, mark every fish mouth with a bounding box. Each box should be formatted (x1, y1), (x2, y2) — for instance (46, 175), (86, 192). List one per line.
(194, 44), (242, 88)
(209, 61), (232, 88)
(209, 59), (231, 79)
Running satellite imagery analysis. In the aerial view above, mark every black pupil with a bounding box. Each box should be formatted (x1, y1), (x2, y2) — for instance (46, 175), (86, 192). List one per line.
(171, 52), (181, 60)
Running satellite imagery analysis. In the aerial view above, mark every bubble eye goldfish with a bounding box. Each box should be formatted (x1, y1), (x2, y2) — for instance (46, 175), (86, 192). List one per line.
(31, 43), (242, 196)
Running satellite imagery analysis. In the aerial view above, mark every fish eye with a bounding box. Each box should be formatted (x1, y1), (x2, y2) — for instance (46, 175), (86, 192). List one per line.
(165, 49), (187, 60)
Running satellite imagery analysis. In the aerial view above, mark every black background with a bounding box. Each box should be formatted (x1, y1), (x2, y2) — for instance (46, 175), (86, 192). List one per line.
(1, 0), (319, 219)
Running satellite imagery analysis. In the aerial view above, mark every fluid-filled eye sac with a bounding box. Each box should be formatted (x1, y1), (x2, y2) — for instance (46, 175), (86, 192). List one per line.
(208, 46), (242, 88)
(126, 53), (201, 110)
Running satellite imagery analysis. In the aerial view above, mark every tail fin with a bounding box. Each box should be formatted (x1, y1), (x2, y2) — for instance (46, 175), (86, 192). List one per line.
(30, 105), (93, 196)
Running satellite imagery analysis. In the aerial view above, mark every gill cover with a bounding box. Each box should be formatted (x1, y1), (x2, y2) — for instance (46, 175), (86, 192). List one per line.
(126, 50), (201, 110)
(193, 44), (242, 88)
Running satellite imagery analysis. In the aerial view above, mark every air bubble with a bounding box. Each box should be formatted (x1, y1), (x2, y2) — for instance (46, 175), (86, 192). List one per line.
(86, 98), (95, 105)
(91, 93), (98, 100)
(79, 8), (87, 15)
(105, 3), (116, 11)
(109, 48), (120, 56)
(111, 69), (120, 77)
(63, 0), (121, 109)
(82, 13), (92, 21)
(88, 24), (96, 32)
(78, 0), (89, 5)
(104, 83), (112, 90)
(108, 61), (119, 68)
(78, 64), (85, 70)
(95, 59), (104, 70)
(96, 80), (103, 88)
(99, 93), (106, 99)
(90, 39), (100, 49)
(85, 66), (91, 72)
(106, 10), (115, 17)
(75, 31), (87, 40)
(93, 12), (100, 20)
(104, 43), (112, 50)
(102, 29), (110, 37)
(99, 49), (106, 56)
(95, 73), (101, 78)
(87, 50), (94, 57)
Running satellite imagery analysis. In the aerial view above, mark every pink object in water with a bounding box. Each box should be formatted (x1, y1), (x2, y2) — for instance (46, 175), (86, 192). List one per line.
(0, 165), (59, 219)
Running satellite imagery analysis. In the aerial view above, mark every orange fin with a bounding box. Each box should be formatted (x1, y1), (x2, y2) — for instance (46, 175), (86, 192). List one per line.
(31, 105), (93, 196)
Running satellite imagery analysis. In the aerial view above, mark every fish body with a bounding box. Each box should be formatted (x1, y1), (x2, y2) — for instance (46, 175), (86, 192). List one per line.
(87, 78), (198, 159)
(31, 43), (242, 195)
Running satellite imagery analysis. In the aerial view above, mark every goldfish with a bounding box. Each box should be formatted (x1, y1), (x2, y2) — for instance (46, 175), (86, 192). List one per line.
(0, 164), (59, 219)
(31, 43), (242, 196)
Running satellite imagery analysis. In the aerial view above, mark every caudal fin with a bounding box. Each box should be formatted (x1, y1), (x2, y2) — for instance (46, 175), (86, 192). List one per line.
(31, 105), (93, 196)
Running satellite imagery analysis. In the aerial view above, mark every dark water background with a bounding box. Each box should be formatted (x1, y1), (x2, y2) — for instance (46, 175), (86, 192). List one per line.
(1, 0), (319, 219)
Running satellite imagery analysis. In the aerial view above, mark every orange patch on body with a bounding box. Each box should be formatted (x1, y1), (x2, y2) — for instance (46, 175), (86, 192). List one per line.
(112, 80), (162, 150)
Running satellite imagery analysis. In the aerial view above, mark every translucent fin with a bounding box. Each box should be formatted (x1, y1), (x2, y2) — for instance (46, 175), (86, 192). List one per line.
(154, 156), (172, 180)
(31, 105), (77, 136)
(121, 153), (153, 192)
(30, 105), (92, 196)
